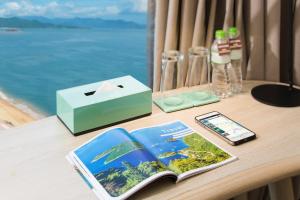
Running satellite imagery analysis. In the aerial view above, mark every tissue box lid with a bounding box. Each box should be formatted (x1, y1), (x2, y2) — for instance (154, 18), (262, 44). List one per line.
(57, 76), (151, 108)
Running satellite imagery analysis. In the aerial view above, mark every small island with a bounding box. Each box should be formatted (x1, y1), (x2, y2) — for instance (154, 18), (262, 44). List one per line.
(0, 27), (21, 32)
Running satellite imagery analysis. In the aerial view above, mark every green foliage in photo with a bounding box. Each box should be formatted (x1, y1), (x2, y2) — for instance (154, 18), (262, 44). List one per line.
(95, 161), (166, 197)
(168, 133), (230, 174)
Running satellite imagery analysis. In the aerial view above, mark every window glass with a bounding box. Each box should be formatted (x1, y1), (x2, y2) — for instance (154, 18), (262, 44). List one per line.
(0, 0), (147, 115)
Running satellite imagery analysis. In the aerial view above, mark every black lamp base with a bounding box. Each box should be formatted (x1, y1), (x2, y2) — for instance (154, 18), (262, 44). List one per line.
(251, 84), (300, 107)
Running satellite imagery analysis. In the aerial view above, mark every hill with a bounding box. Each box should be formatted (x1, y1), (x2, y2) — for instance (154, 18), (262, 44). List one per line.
(22, 16), (146, 29)
(0, 17), (73, 28)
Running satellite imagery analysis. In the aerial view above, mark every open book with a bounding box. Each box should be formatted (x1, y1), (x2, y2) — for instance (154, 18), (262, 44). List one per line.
(67, 121), (237, 200)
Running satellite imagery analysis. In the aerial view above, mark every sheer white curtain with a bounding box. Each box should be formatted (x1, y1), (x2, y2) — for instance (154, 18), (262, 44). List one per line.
(149, 0), (300, 92)
(147, 0), (300, 199)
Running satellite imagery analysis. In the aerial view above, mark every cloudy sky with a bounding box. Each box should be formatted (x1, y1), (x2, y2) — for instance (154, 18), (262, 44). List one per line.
(0, 0), (147, 24)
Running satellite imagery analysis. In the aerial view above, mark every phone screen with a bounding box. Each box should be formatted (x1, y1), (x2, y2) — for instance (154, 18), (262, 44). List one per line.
(198, 114), (255, 142)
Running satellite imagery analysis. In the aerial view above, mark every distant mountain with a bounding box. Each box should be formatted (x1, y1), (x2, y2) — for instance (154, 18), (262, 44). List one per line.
(0, 17), (73, 28)
(22, 16), (146, 29)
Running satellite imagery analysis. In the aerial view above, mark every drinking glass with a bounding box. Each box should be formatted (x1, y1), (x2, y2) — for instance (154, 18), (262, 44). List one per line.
(160, 50), (184, 92)
(159, 50), (184, 106)
(187, 46), (213, 100)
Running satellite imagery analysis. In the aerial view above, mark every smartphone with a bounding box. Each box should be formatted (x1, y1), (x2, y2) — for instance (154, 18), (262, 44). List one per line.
(195, 111), (256, 145)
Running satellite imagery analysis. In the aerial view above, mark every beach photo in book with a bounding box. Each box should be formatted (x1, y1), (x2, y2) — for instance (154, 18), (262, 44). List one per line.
(67, 121), (237, 200)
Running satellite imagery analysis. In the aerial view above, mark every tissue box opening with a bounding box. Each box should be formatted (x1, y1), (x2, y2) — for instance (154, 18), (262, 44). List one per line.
(84, 91), (96, 96)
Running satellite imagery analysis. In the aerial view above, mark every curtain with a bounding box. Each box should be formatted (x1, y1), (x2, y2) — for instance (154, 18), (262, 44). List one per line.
(148, 0), (300, 92)
(295, 0), (300, 85)
(147, 0), (300, 199)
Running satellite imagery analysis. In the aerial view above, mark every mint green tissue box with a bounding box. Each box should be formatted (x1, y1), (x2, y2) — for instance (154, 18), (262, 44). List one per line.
(56, 76), (152, 135)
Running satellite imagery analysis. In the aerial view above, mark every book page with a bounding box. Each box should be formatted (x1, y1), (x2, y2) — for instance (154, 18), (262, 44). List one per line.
(131, 121), (236, 180)
(70, 128), (172, 199)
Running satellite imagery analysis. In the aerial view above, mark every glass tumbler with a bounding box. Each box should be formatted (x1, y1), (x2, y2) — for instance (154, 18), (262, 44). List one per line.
(187, 46), (213, 100)
(159, 50), (184, 106)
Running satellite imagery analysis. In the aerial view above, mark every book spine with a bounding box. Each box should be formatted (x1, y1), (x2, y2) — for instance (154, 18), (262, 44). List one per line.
(75, 168), (93, 189)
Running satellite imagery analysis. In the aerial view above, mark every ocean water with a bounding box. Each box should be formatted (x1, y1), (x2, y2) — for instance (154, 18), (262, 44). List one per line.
(0, 28), (148, 115)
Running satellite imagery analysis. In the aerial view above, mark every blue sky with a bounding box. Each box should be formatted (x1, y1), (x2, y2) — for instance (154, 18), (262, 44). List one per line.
(0, 0), (147, 24)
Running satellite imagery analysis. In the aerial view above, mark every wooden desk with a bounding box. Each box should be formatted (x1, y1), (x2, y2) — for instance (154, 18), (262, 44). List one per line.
(1, 81), (300, 200)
